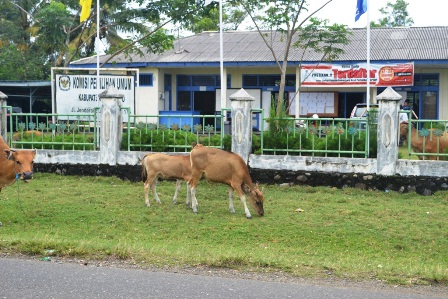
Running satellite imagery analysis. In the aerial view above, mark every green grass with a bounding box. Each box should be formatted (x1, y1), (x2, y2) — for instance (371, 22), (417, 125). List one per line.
(1, 173), (447, 286)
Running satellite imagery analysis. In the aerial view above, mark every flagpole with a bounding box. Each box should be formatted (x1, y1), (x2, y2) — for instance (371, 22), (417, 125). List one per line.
(219, 0), (226, 114)
(96, 0), (100, 96)
(366, 0), (370, 110)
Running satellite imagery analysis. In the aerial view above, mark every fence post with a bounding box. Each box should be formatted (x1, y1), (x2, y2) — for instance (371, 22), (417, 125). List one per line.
(99, 86), (123, 165)
(376, 86), (402, 175)
(0, 91), (7, 142)
(229, 88), (254, 163)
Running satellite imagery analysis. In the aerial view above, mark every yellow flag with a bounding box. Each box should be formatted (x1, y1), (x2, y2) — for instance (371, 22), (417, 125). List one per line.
(79, 0), (92, 22)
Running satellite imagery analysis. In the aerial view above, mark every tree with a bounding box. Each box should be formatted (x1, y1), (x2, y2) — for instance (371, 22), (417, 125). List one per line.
(34, 1), (73, 67)
(0, 45), (48, 80)
(371, 0), (414, 28)
(185, 2), (248, 33)
(0, 0), (204, 75)
(0, 0), (50, 79)
(228, 0), (349, 124)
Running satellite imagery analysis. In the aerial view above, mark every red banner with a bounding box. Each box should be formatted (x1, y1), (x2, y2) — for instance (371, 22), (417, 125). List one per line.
(300, 62), (414, 87)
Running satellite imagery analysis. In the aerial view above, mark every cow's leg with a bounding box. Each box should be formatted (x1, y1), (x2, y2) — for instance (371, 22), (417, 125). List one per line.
(190, 186), (198, 213)
(172, 179), (182, 204)
(150, 178), (162, 205)
(186, 182), (191, 207)
(144, 178), (151, 207)
(228, 187), (235, 214)
(233, 185), (252, 219)
(189, 172), (200, 214)
(239, 194), (252, 219)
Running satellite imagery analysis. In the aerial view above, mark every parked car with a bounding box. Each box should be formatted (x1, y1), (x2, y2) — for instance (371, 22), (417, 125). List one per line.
(350, 103), (379, 130)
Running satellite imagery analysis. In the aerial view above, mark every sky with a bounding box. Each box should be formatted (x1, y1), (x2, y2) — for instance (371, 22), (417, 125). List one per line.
(308, 0), (447, 28)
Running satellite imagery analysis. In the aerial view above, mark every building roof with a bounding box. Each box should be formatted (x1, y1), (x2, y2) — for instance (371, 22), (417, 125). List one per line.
(70, 26), (448, 69)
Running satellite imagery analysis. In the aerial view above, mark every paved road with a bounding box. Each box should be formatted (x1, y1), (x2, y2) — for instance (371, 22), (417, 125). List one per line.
(0, 258), (446, 299)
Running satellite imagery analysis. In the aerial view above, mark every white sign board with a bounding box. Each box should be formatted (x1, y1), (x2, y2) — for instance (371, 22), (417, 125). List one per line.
(289, 92), (336, 117)
(55, 74), (135, 120)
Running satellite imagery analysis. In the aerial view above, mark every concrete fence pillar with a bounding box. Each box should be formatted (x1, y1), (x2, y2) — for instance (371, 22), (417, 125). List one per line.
(230, 88), (254, 163)
(376, 86), (402, 175)
(99, 86), (123, 165)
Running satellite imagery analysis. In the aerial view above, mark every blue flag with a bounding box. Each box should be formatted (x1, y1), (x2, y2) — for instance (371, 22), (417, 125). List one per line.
(355, 0), (367, 22)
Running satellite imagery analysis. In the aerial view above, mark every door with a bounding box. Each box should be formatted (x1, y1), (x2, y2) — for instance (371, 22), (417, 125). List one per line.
(193, 91), (216, 126)
(421, 91), (437, 119)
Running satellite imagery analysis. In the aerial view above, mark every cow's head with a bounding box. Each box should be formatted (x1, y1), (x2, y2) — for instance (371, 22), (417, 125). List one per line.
(399, 122), (409, 138)
(4, 149), (37, 182)
(247, 183), (264, 216)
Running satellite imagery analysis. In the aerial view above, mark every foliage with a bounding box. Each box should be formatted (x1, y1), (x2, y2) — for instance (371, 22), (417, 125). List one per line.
(265, 100), (295, 134)
(262, 122), (372, 158)
(1, 174), (447, 285)
(229, 0), (350, 118)
(185, 1), (248, 33)
(0, 45), (49, 80)
(34, 1), (72, 57)
(371, 0), (414, 28)
(12, 132), (95, 150)
(0, 0), (206, 76)
(121, 128), (227, 151)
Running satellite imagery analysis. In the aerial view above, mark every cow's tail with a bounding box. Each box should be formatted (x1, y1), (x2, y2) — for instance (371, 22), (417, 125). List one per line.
(141, 154), (148, 182)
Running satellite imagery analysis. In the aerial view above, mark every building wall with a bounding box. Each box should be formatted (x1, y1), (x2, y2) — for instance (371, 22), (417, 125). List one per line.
(130, 66), (447, 121)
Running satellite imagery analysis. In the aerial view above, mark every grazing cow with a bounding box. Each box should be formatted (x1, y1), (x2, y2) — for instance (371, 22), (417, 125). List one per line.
(141, 153), (191, 207)
(399, 123), (448, 160)
(0, 136), (36, 191)
(189, 145), (264, 219)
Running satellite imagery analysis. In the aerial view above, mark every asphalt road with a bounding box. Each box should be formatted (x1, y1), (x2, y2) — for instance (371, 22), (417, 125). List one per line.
(0, 257), (446, 299)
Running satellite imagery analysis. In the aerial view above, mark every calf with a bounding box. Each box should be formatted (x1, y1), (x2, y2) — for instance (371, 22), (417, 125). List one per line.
(189, 145), (264, 219)
(0, 136), (36, 191)
(141, 153), (191, 206)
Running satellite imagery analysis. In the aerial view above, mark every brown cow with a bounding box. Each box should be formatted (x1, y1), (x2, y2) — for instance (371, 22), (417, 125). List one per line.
(141, 153), (191, 207)
(399, 123), (448, 160)
(189, 145), (264, 219)
(0, 136), (36, 191)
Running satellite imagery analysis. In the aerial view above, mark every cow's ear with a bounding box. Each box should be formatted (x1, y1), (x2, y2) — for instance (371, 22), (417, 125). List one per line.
(4, 149), (13, 160)
(243, 184), (251, 194)
(33, 149), (37, 157)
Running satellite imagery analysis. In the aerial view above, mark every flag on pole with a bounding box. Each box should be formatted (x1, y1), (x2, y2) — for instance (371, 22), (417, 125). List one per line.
(79, 0), (92, 22)
(355, 0), (367, 22)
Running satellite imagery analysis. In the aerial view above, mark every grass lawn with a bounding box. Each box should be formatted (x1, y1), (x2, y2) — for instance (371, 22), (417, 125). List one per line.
(1, 173), (447, 286)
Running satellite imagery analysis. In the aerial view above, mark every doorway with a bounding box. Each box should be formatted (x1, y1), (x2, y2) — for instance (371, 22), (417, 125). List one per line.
(193, 91), (216, 126)
(338, 92), (365, 118)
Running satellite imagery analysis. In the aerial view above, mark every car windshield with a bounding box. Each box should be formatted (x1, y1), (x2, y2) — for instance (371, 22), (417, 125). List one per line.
(353, 105), (379, 118)
(354, 107), (368, 117)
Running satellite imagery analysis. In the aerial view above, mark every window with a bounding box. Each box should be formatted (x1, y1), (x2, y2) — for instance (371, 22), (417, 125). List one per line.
(243, 75), (258, 87)
(414, 74), (439, 87)
(178, 75), (191, 86)
(243, 75), (296, 87)
(192, 75), (216, 86)
(139, 74), (153, 86)
(177, 91), (191, 111)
